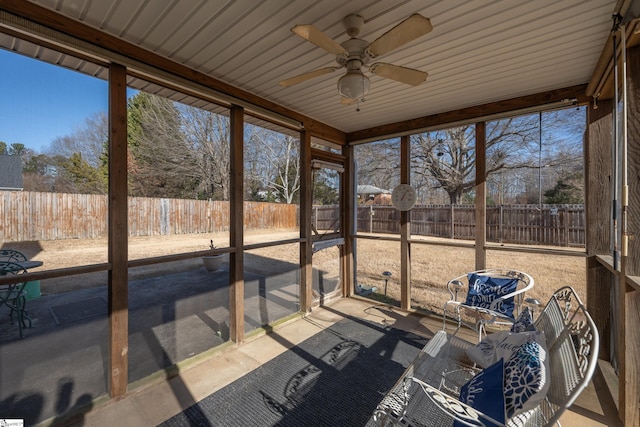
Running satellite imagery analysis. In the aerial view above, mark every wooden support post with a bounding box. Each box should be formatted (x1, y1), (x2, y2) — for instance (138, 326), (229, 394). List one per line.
(475, 122), (487, 270)
(586, 45), (640, 427)
(586, 98), (613, 356)
(108, 63), (128, 398)
(342, 144), (354, 298)
(300, 130), (313, 312)
(586, 257), (612, 361)
(622, 289), (640, 427)
(620, 44), (640, 427)
(400, 135), (411, 310)
(229, 105), (244, 342)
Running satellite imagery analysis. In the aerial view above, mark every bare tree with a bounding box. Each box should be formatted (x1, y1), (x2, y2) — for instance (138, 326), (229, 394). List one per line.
(353, 108), (583, 205)
(410, 108), (586, 205)
(411, 116), (543, 204)
(18, 111), (109, 194)
(47, 111), (107, 168)
(244, 125), (300, 203)
(268, 135), (300, 203)
(354, 139), (400, 191)
(179, 105), (230, 200)
(485, 109), (585, 205)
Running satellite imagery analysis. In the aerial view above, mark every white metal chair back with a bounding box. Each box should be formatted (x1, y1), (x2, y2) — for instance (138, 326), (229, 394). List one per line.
(443, 269), (534, 341)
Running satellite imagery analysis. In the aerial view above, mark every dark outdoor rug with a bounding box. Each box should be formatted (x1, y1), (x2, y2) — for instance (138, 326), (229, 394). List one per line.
(49, 297), (107, 325)
(159, 317), (430, 427)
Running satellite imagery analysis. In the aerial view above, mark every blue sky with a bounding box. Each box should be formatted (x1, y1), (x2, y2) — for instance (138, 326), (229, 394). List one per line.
(0, 49), (109, 153)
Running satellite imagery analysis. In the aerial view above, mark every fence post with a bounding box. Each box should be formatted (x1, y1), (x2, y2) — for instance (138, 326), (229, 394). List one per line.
(314, 206), (318, 232)
(369, 205), (373, 233)
(564, 207), (569, 246)
(499, 205), (504, 243)
(450, 205), (455, 239)
(160, 198), (169, 235)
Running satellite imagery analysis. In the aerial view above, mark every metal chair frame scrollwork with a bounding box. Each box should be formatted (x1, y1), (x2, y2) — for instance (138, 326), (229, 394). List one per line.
(0, 249), (28, 263)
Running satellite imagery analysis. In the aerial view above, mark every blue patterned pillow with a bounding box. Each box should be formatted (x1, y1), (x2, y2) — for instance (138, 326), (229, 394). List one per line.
(510, 307), (536, 333)
(503, 335), (550, 417)
(464, 273), (518, 319)
(454, 358), (506, 427)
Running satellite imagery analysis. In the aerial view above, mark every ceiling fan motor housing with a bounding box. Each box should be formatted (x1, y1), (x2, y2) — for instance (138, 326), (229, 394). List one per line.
(336, 36), (371, 100)
(343, 14), (364, 37)
(337, 38), (370, 67)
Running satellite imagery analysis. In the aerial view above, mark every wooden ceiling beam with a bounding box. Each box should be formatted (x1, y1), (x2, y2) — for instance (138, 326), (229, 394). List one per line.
(346, 84), (590, 143)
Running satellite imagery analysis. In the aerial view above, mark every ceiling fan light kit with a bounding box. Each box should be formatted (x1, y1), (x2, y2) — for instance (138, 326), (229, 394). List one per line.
(337, 70), (370, 100)
(280, 13), (432, 106)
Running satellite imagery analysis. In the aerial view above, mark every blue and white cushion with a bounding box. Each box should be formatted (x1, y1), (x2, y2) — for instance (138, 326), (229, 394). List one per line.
(510, 307), (535, 333)
(503, 334), (550, 417)
(464, 273), (518, 319)
(454, 358), (506, 427)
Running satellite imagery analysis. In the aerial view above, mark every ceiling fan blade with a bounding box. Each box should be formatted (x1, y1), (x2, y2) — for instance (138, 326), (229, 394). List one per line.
(366, 14), (433, 57)
(369, 63), (428, 86)
(279, 67), (339, 87)
(291, 24), (348, 56)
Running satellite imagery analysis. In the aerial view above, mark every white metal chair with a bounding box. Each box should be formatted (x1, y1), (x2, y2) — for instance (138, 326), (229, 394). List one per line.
(372, 286), (599, 427)
(443, 269), (534, 342)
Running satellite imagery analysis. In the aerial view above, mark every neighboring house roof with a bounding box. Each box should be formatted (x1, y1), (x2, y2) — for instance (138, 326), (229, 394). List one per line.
(0, 155), (23, 190)
(357, 185), (390, 195)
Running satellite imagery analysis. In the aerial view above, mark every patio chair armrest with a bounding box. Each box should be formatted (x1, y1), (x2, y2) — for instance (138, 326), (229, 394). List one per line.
(446, 279), (466, 301)
(487, 291), (524, 313)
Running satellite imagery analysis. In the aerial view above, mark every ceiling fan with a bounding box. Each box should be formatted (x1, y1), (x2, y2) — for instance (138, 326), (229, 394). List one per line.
(279, 13), (433, 105)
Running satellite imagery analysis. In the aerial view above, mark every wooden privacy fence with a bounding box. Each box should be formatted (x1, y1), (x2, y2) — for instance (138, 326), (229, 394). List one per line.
(0, 190), (298, 242)
(315, 204), (585, 247)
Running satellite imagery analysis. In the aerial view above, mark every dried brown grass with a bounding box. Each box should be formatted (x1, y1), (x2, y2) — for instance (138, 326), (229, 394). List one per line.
(355, 238), (586, 314)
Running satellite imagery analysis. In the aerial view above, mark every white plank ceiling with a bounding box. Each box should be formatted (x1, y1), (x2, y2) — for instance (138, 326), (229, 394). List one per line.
(9, 0), (620, 133)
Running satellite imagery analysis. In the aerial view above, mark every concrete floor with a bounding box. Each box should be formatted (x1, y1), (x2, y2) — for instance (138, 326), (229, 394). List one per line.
(54, 297), (621, 427)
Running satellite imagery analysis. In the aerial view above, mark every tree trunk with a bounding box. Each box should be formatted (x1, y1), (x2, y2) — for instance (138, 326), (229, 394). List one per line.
(448, 189), (462, 205)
